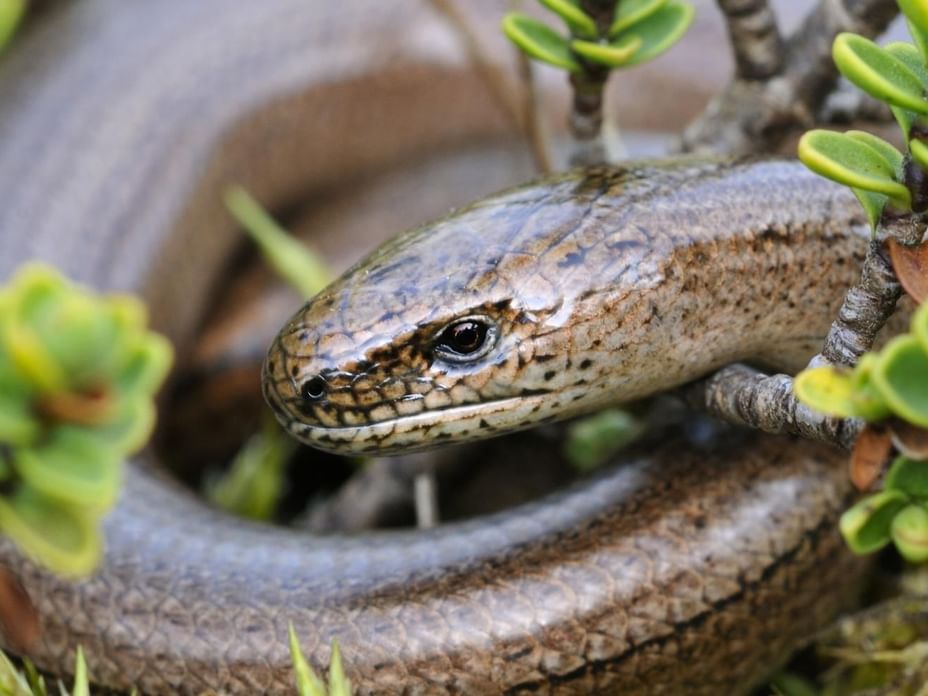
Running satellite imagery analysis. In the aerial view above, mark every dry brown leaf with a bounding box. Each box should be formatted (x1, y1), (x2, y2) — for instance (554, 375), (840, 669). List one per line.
(850, 424), (894, 491)
(0, 567), (39, 652)
(888, 238), (928, 304)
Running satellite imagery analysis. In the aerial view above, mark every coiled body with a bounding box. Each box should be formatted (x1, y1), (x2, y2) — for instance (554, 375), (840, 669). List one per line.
(0, 1), (868, 694)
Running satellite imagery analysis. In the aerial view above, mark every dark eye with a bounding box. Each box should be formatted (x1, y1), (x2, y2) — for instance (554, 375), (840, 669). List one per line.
(300, 375), (327, 401)
(433, 318), (496, 363)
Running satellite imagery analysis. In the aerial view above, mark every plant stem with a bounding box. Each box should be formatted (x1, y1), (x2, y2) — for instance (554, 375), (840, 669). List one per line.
(431, 0), (553, 173)
(684, 364), (863, 449)
(812, 239), (904, 368)
(681, 0), (898, 155)
(716, 0), (784, 80)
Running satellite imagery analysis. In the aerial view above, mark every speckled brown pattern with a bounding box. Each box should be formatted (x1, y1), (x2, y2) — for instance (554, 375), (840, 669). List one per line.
(0, 1), (873, 694)
(265, 159), (868, 454)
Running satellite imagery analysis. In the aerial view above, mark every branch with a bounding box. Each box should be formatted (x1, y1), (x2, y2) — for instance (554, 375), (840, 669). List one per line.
(716, 0), (785, 80)
(813, 238), (904, 368)
(684, 364), (863, 449)
(681, 0), (898, 155)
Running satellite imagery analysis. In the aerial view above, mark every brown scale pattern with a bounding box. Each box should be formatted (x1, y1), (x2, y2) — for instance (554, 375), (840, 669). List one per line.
(0, 0), (876, 693)
(265, 159), (868, 454)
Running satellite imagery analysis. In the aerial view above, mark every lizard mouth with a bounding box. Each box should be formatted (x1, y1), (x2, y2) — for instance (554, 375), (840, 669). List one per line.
(284, 393), (552, 456)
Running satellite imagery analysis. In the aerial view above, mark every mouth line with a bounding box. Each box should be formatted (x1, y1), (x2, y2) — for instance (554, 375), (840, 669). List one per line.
(285, 392), (552, 446)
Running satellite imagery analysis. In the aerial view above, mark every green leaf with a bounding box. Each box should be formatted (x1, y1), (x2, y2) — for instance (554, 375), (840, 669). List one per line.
(899, 0), (928, 61)
(840, 489), (910, 554)
(885, 42), (928, 138)
(289, 624), (326, 696)
(70, 647), (89, 696)
(871, 335), (928, 427)
(612, 0), (694, 68)
(0, 391), (39, 446)
(207, 417), (293, 521)
(846, 130), (905, 171)
(538, 0), (596, 38)
(14, 427), (122, 511)
(564, 409), (644, 471)
(113, 334), (173, 397)
(848, 354), (892, 421)
(0, 648), (36, 696)
(570, 35), (642, 68)
(328, 641), (351, 696)
(29, 295), (120, 390)
(913, 301), (928, 354)
(610, 0), (667, 37)
(0, 0), (25, 54)
(911, 137), (928, 173)
(885, 455), (928, 498)
(224, 186), (333, 300)
(0, 487), (101, 577)
(832, 33), (928, 115)
(851, 188), (889, 231)
(502, 13), (580, 72)
(793, 365), (860, 418)
(797, 130), (911, 205)
(95, 398), (156, 455)
(892, 503), (928, 562)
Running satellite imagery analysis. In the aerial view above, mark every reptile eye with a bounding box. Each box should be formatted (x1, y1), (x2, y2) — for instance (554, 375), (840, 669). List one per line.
(433, 318), (497, 363)
(301, 375), (327, 401)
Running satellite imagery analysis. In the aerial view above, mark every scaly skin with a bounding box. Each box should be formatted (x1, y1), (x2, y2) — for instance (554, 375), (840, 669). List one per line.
(265, 159), (868, 454)
(0, 1), (869, 694)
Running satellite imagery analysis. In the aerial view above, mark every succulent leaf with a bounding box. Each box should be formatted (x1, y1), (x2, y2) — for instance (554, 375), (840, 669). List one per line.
(871, 335), (928, 428)
(0, 487), (101, 577)
(840, 489), (910, 554)
(14, 427), (121, 510)
(612, 0), (694, 68)
(538, 0), (597, 38)
(793, 366), (863, 419)
(570, 35), (642, 68)
(899, 0), (928, 62)
(609, 0), (667, 37)
(910, 137), (928, 172)
(502, 13), (581, 72)
(885, 42), (928, 138)
(0, 264), (172, 576)
(0, 0), (25, 53)
(885, 455), (928, 498)
(833, 33), (928, 115)
(891, 503), (928, 561)
(797, 130), (911, 206)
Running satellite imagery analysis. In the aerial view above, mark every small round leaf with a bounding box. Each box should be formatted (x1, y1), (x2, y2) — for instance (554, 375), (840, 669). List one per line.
(570, 35), (642, 68)
(914, 301), (928, 354)
(840, 489), (910, 554)
(609, 0), (667, 37)
(885, 42), (928, 138)
(538, 0), (597, 38)
(885, 455), (928, 498)
(899, 0), (928, 61)
(794, 366), (861, 418)
(613, 0), (693, 68)
(501, 14), (580, 72)
(892, 503), (928, 562)
(14, 426), (122, 510)
(0, 487), (101, 577)
(871, 335), (928, 428)
(798, 130), (911, 204)
(0, 0), (25, 52)
(832, 33), (928, 115)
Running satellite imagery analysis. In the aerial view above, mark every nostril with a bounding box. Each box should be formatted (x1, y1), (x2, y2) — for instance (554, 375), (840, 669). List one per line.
(300, 375), (327, 402)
